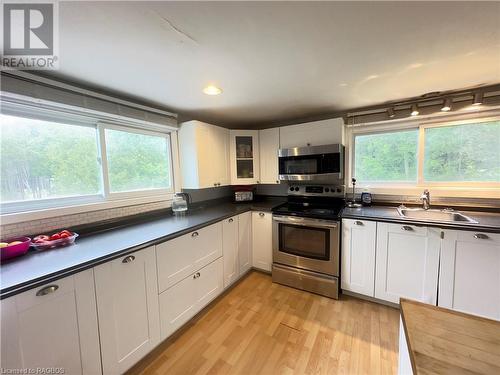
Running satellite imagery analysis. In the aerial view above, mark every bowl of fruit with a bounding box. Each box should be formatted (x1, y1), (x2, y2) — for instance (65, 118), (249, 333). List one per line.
(31, 230), (79, 251)
(0, 237), (31, 261)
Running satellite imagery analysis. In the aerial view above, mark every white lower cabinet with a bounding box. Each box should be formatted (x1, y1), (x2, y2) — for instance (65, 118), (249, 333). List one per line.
(94, 247), (160, 374)
(439, 230), (500, 320)
(375, 222), (441, 304)
(341, 219), (377, 296)
(238, 212), (252, 274)
(0, 270), (101, 374)
(156, 222), (223, 292)
(159, 258), (223, 339)
(223, 216), (239, 288)
(252, 211), (273, 272)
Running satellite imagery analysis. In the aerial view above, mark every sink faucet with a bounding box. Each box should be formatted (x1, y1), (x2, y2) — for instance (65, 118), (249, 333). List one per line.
(420, 189), (430, 210)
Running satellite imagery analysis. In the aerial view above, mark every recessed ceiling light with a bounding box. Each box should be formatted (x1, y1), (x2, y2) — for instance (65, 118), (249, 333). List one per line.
(472, 92), (483, 106)
(411, 104), (419, 116)
(203, 85), (222, 95)
(441, 98), (452, 112)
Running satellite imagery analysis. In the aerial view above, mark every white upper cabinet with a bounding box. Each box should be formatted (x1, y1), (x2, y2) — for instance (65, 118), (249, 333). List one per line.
(94, 247), (160, 374)
(259, 127), (280, 184)
(439, 230), (500, 320)
(279, 118), (344, 148)
(223, 215), (239, 288)
(341, 219), (377, 297)
(375, 222), (441, 305)
(0, 270), (101, 375)
(238, 211), (252, 275)
(178, 120), (230, 189)
(252, 211), (273, 272)
(230, 130), (260, 185)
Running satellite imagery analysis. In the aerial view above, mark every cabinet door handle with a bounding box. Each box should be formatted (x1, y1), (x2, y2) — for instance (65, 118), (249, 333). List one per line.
(402, 225), (413, 231)
(36, 285), (59, 297)
(354, 221), (363, 226)
(214, 183), (217, 187)
(192, 231), (199, 238)
(228, 218), (234, 223)
(259, 212), (265, 217)
(193, 272), (201, 279)
(276, 180), (279, 184)
(474, 233), (489, 240)
(122, 255), (135, 263)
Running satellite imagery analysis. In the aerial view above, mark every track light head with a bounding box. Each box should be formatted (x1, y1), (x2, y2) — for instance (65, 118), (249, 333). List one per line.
(441, 98), (452, 112)
(472, 92), (483, 106)
(411, 104), (419, 116)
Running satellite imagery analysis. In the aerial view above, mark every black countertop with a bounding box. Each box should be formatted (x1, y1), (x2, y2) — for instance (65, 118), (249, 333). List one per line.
(0, 198), (285, 299)
(342, 206), (500, 233)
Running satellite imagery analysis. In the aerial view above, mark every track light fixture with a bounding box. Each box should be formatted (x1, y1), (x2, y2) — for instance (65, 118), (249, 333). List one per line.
(388, 107), (395, 118)
(441, 98), (452, 112)
(472, 92), (483, 106)
(410, 104), (419, 116)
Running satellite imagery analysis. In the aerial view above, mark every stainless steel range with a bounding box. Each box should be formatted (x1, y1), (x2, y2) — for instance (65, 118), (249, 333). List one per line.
(272, 184), (345, 299)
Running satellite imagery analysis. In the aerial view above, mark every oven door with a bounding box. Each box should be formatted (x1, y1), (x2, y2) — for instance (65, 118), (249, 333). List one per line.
(272, 215), (339, 276)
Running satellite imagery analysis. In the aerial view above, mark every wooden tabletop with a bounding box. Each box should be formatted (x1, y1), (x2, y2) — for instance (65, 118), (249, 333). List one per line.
(400, 299), (500, 374)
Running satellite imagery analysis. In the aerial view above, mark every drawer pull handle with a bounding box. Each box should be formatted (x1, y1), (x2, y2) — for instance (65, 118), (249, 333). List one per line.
(259, 212), (265, 217)
(229, 218), (234, 223)
(122, 255), (135, 263)
(192, 231), (199, 238)
(354, 221), (363, 226)
(474, 233), (489, 240)
(193, 272), (201, 279)
(36, 285), (59, 297)
(402, 225), (413, 231)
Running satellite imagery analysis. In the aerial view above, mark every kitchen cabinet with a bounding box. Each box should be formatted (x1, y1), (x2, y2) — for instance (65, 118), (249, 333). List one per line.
(223, 215), (239, 288)
(238, 211), (252, 274)
(94, 247), (160, 374)
(230, 130), (260, 185)
(252, 211), (273, 272)
(375, 223), (441, 305)
(159, 258), (223, 339)
(0, 270), (101, 374)
(156, 222), (223, 292)
(279, 118), (344, 148)
(439, 230), (500, 320)
(259, 127), (280, 184)
(178, 120), (230, 189)
(341, 219), (377, 297)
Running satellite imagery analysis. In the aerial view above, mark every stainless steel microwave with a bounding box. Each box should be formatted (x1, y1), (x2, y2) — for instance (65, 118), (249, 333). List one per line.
(278, 144), (344, 183)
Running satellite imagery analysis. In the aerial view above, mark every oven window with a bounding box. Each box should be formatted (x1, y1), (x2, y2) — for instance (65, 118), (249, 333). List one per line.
(279, 153), (340, 175)
(279, 224), (330, 260)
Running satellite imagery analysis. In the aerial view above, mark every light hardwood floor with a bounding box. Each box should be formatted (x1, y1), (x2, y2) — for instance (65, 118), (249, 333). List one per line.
(129, 271), (400, 375)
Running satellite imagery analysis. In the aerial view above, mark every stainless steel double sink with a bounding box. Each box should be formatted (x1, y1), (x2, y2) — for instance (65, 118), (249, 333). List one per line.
(397, 206), (478, 224)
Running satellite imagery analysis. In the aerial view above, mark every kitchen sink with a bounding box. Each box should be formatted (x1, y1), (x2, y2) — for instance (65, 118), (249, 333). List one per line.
(397, 207), (478, 223)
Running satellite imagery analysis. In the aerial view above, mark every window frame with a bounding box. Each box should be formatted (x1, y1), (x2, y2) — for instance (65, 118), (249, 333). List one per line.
(349, 115), (500, 191)
(1, 105), (178, 218)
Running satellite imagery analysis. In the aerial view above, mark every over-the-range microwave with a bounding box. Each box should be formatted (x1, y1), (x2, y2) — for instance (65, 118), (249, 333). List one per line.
(278, 144), (344, 183)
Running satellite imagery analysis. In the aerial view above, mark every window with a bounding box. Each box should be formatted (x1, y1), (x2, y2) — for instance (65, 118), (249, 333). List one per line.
(423, 121), (500, 183)
(105, 127), (172, 193)
(1, 111), (174, 214)
(354, 129), (418, 183)
(352, 118), (500, 186)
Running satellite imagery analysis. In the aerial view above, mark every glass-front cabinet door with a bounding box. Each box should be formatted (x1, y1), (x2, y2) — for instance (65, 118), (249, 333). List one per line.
(229, 130), (260, 185)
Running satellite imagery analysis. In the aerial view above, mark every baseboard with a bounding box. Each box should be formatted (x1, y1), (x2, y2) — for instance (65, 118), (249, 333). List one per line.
(342, 289), (400, 309)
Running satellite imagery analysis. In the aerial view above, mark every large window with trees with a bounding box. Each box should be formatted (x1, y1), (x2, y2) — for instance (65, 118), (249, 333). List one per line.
(353, 118), (500, 187)
(1, 112), (174, 213)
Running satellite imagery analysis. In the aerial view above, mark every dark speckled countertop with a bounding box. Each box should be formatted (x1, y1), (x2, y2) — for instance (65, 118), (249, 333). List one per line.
(342, 205), (500, 233)
(0, 198), (285, 299)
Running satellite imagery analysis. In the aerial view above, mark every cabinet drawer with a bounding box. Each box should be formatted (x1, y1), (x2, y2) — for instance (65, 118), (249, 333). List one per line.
(157, 222), (222, 292)
(159, 258), (223, 340)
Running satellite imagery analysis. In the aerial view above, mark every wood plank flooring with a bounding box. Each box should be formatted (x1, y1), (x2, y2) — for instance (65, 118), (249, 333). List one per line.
(129, 271), (400, 375)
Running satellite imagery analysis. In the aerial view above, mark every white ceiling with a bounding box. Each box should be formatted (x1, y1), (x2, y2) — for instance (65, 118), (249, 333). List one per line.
(46, 1), (500, 128)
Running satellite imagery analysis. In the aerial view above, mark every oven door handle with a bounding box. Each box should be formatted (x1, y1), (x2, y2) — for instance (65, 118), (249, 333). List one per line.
(273, 215), (338, 229)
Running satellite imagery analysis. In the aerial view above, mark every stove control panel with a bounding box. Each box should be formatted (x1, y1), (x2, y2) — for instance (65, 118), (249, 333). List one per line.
(288, 185), (345, 197)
